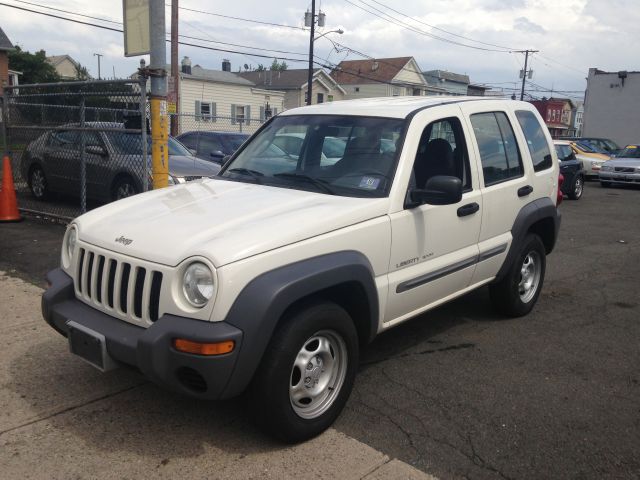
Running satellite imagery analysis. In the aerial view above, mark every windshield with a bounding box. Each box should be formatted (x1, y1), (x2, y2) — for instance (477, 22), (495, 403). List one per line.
(106, 132), (192, 156)
(619, 145), (640, 158)
(574, 141), (599, 153)
(223, 134), (249, 151)
(603, 139), (620, 151)
(220, 115), (405, 197)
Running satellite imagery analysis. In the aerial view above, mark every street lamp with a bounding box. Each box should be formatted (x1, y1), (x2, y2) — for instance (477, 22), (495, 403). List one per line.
(93, 53), (103, 80)
(305, 2), (342, 105)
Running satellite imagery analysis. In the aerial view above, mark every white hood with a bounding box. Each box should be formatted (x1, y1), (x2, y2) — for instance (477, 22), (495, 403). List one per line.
(75, 179), (389, 267)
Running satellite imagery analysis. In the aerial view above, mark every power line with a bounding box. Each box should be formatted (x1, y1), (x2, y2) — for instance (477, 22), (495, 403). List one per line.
(342, 0), (512, 53)
(0, 2), (313, 64)
(3, 0), (309, 59)
(175, 3), (306, 31)
(7, 0), (121, 24)
(364, 0), (516, 51)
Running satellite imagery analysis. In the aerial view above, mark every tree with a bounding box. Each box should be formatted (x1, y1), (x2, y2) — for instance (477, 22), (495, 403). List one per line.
(255, 64), (266, 72)
(270, 58), (288, 71)
(7, 46), (60, 84)
(74, 63), (91, 81)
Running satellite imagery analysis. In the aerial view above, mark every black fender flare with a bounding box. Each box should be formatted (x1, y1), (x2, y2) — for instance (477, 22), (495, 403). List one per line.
(221, 250), (378, 398)
(495, 197), (561, 281)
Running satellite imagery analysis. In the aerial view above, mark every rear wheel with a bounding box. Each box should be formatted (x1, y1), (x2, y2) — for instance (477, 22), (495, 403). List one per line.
(247, 301), (358, 443)
(28, 165), (49, 200)
(490, 234), (546, 317)
(568, 175), (584, 200)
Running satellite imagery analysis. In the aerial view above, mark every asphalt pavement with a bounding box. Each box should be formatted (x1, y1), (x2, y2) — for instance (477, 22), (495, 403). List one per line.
(0, 182), (639, 479)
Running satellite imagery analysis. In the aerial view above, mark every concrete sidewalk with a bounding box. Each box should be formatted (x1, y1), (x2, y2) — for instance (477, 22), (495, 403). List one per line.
(0, 272), (435, 480)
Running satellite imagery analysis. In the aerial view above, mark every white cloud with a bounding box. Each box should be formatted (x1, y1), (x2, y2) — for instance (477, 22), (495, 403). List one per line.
(1, 0), (638, 97)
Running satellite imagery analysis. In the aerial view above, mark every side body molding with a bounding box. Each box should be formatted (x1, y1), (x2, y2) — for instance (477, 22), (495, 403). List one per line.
(495, 197), (561, 281)
(221, 250), (379, 397)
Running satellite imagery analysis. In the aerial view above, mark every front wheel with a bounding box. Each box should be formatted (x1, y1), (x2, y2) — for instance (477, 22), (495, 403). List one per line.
(247, 302), (359, 443)
(490, 234), (546, 317)
(568, 175), (583, 200)
(111, 176), (139, 201)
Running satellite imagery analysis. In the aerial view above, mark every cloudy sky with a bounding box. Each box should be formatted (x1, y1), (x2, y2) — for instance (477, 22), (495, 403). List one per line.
(1, 0), (638, 101)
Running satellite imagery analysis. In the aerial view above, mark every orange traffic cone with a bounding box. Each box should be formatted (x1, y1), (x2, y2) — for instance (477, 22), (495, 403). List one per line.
(0, 155), (23, 222)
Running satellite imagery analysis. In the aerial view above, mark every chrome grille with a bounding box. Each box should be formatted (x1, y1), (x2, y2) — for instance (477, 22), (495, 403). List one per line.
(614, 167), (635, 173)
(75, 247), (163, 325)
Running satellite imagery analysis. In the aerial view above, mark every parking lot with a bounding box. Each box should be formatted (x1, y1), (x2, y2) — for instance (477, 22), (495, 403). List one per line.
(1, 182), (639, 479)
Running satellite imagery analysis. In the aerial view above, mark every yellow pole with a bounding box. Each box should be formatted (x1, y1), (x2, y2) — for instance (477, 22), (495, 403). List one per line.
(150, 96), (169, 189)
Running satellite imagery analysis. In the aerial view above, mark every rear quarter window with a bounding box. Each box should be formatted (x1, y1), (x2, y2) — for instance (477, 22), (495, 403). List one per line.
(515, 110), (553, 172)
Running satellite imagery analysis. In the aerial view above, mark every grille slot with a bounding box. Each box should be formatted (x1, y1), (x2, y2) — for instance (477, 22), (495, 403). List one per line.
(74, 247), (164, 326)
(615, 167), (634, 173)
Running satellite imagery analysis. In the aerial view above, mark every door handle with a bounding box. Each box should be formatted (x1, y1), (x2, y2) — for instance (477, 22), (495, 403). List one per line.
(457, 202), (480, 217)
(518, 185), (533, 197)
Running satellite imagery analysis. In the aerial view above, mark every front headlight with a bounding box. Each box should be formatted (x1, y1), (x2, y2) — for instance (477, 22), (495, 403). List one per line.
(62, 226), (77, 269)
(182, 262), (214, 307)
(600, 164), (613, 172)
(592, 162), (603, 170)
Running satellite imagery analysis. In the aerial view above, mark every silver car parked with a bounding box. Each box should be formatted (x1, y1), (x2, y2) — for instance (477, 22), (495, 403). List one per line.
(21, 122), (220, 202)
(599, 144), (640, 187)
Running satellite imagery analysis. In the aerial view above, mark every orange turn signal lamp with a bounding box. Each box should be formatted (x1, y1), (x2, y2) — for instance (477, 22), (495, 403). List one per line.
(173, 338), (235, 356)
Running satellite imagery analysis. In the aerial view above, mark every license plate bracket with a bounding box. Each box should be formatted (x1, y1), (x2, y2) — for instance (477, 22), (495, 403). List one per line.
(66, 321), (118, 372)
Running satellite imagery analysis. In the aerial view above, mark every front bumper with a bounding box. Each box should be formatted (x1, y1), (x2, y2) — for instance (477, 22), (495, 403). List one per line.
(42, 268), (243, 400)
(599, 171), (640, 184)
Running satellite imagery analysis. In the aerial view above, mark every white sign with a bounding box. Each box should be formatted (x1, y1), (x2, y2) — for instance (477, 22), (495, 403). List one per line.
(123, 0), (151, 57)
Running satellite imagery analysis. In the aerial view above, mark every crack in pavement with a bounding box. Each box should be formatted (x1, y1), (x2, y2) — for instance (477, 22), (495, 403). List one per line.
(0, 381), (148, 437)
(360, 343), (476, 368)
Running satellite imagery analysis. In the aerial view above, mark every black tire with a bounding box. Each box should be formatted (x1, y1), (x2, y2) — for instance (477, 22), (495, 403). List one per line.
(490, 234), (546, 317)
(28, 164), (49, 200)
(568, 175), (584, 200)
(247, 301), (359, 443)
(111, 176), (139, 201)
(600, 180), (612, 188)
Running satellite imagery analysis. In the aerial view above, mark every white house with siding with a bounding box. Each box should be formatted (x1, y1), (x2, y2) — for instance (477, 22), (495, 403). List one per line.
(330, 57), (447, 99)
(175, 61), (285, 135)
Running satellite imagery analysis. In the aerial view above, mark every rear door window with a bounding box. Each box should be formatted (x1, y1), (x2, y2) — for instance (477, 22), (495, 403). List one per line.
(515, 110), (553, 172)
(470, 112), (523, 186)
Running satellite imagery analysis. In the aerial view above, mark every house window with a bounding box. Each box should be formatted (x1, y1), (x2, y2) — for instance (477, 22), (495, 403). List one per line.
(317, 93), (324, 104)
(231, 104), (251, 125)
(413, 88), (421, 96)
(392, 87), (401, 96)
(236, 105), (245, 123)
(195, 101), (216, 122)
(354, 87), (360, 92)
(328, 95), (334, 102)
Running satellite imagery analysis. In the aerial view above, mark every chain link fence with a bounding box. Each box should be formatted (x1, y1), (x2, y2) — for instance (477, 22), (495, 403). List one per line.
(1, 79), (147, 221)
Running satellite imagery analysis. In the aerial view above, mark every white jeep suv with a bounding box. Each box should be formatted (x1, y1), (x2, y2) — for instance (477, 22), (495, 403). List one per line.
(42, 97), (561, 442)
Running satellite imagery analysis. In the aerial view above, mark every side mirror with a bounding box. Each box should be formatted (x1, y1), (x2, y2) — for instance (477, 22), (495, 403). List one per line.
(409, 175), (462, 207)
(86, 145), (107, 156)
(210, 150), (225, 158)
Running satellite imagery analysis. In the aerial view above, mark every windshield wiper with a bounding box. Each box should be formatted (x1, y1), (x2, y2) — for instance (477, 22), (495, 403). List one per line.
(227, 167), (264, 182)
(273, 172), (336, 195)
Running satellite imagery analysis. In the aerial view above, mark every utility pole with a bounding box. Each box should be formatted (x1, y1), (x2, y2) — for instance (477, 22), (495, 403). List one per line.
(93, 53), (103, 80)
(306, 0), (316, 106)
(517, 49), (538, 101)
(149, 0), (169, 189)
(170, 0), (179, 136)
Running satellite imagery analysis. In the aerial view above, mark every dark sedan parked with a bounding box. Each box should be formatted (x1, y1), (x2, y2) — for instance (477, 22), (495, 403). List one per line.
(555, 142), (585, 200)
(21, 123), (220, 202)
(177, 131), (250, 165)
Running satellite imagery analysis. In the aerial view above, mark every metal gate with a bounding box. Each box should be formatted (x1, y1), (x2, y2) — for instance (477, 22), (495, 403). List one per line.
(1, 79), (147, 221)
